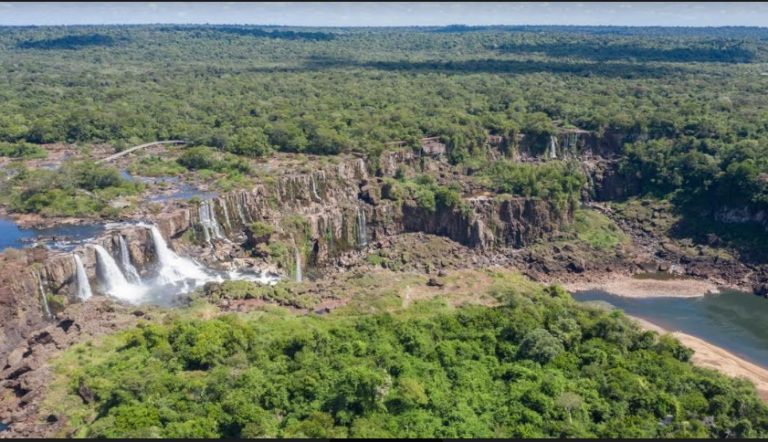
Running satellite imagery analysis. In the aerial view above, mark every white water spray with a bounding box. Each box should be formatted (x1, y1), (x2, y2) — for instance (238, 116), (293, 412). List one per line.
(93, 244), (145, 303)
(118, 235), (142, 284)
(73, 254), (92, 300)
(148, 225), (211, 286)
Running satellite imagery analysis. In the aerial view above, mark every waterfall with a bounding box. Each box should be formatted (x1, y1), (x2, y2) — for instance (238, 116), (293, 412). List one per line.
(198, 200), (224, 243)
(295, 246), (302, 283)
(148, 225), (210, 286)
(221, 199), (232, 230)
(236, 194), (248, 225)
(239, 192), (252, 223)
(36, 272), (52, 319)
(549, 135), (558, 159)
(93, 244), (145, 303)
(117, 235), (142, 284)
(73, 254), (93, 300)
(208, 200), (224, 239)
(311, 174), (321, 201)
(199, 208), (211, 244)
(357, 206), (368, 247)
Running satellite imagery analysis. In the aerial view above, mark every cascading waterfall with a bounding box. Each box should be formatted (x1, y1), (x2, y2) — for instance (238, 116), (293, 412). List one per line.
(295, 245), (302, 283)
(549, 135), (558, 159)
(61, 223), (281, 306)
(117, 235), (142, 284)
(148, 225), (211, 286)
(93, 244), (145, 303)
(73, 254), (93, 300)
(357, 206), (368, 247)
(37, 272), (52, 319)
(198, 199), (224, 243)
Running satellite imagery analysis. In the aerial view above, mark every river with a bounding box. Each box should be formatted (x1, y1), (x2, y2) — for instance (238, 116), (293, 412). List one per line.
(573, 289), (768, 369)
(0, 217), (105, 252)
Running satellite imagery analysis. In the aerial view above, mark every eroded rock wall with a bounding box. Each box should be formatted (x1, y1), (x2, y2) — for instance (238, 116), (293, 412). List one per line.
(0, 153), (570, 359)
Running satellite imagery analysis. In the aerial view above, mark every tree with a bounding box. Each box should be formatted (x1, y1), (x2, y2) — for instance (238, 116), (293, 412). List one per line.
(556, 392), (582, 423)
(518, 328), (564, 364)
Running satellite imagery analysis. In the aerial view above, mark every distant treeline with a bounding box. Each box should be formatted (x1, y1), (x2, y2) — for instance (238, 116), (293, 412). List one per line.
(430, 24), (768, 39)
(496, 39), (759, 63)
(16, 33), (118, 50)
(156, 25), (336, 41)
(1, 24), (768, 233)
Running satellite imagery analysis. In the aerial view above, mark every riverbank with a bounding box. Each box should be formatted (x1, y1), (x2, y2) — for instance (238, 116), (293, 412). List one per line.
(629, 315), (768, 401)
(562, 273), (720, 298)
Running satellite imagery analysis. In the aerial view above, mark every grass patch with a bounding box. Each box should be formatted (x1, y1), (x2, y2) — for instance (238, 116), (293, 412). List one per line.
(572, 209), (627, 251)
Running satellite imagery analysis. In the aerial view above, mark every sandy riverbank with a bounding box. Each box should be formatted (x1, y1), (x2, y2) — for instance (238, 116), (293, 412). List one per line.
(563, 274), (720, 298)
(629, 316), (768, 401)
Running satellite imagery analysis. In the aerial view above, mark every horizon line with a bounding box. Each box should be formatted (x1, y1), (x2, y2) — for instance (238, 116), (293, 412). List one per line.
(2, 23), (768, 29)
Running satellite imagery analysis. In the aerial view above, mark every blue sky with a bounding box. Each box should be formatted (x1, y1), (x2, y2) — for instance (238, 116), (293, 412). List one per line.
(0, 2), (767, 27)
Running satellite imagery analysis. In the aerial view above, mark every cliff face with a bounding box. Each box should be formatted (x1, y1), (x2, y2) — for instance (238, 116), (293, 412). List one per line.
(514, 129), (630, 161)
(0, 152), (571, 359)
(401, 196), (569, 250)
(0, 249), (49, 357)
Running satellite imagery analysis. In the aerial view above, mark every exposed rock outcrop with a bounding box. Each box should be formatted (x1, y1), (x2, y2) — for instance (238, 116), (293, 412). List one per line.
(1, 152), (572, 360)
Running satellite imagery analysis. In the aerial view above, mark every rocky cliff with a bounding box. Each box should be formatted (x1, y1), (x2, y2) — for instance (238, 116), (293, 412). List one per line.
(0, 151), (574, 359)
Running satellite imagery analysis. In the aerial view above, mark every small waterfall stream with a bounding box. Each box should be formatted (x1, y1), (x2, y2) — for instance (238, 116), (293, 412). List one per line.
(221, 200), (232, 230)
(198, 200), (224, 243)
(357, 206), (368, 247)
(311, 174), (321, 201)
(73, 254), (93, 300)
(295, 246), (302, 283)
(118, 235), (142, 284)
(36, 272), (52, 319)
(549, 135), (558, 159)
(240, 193), (252, 223)
(236, 195), (248, 225)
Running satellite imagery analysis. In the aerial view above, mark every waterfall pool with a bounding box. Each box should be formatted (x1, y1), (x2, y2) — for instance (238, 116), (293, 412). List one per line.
(572, 289), (768, 369)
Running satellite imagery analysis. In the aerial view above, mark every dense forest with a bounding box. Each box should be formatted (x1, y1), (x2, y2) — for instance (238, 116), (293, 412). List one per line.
(51, 285), (768, 438)
(1, 24), (767, 223)
(3, 25), (768, 439)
